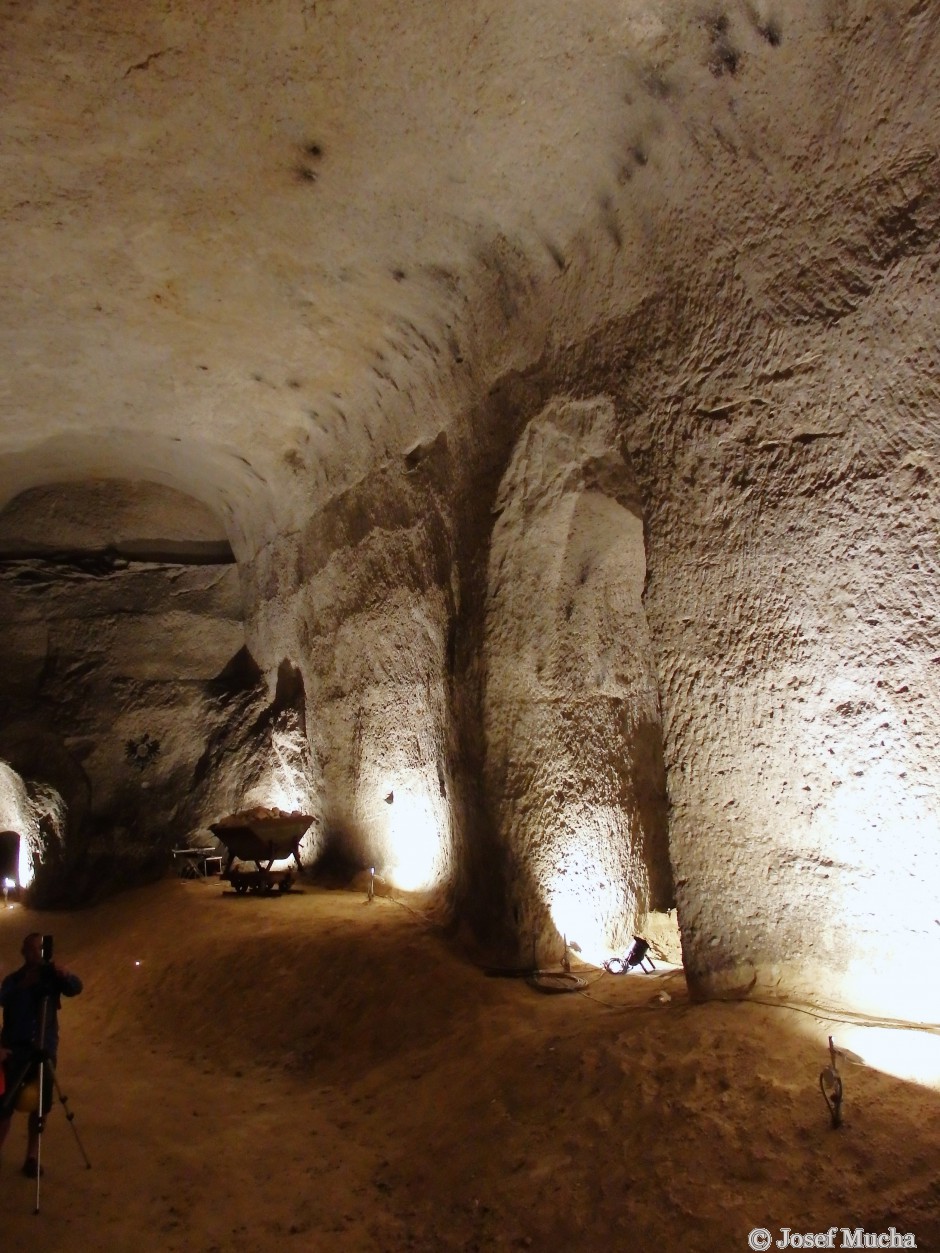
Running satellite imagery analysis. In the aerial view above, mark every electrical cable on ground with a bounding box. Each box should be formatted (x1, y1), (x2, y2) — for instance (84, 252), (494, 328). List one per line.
(714, 993), (940, 1037)
(575, 968), (686, 1010)
(350, 891), (940, 1044)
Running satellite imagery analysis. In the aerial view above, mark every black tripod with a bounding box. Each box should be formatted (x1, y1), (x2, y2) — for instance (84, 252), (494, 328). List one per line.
(2, 985), (91, 1213)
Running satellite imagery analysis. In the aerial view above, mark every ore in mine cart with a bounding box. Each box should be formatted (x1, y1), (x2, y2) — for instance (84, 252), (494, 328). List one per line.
(209, 809), (314, 895)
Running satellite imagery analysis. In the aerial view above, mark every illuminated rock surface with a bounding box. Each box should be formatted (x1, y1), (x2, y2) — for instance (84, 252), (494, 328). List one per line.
(0, 2), (938, 1012)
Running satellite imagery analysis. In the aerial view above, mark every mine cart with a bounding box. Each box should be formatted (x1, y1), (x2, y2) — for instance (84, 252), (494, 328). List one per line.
(209, 812), (314, 895)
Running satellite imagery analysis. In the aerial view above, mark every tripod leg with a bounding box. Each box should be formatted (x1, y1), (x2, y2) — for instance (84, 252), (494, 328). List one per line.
(31, 980), (51, 1212)
(44, 1057), (92, 1169)
(33, 1063), (45, 1213)
(0, 1050), (46, 1209)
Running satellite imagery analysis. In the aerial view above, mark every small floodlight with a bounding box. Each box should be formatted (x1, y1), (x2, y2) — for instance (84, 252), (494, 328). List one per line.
(625, 937), (655, 972)
(604, 936), (655, 975)
(2, 875), (14, 905)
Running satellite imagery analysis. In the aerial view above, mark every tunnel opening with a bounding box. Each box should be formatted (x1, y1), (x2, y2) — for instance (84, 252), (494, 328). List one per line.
(0, 829), (20, 894)
(0, 478), (247, 902)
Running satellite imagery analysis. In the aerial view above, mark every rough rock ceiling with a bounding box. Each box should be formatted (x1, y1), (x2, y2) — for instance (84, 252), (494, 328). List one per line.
(3, 0), (639, 551)
(8, 1), (930, 551)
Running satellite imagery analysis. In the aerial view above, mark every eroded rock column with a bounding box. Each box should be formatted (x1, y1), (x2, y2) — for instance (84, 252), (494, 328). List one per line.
(247, 447), (459, 899)
(484, 396), (671, 964)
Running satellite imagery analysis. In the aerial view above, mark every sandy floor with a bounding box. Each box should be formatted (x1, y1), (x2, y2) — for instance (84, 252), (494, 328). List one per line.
(0, 878), (938, 1252)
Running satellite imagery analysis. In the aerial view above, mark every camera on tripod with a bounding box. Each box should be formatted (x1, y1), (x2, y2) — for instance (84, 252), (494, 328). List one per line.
(36, 935), (58, 993)
(3, 929), (90, 1209)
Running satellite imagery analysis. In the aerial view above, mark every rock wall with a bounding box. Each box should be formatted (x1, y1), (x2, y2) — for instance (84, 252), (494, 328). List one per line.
(632, 258), (940, 1015)
(243, 436), (460, 902)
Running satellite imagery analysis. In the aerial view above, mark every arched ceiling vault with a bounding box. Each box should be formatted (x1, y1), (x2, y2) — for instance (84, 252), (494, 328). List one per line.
(4, 2), (935, 558)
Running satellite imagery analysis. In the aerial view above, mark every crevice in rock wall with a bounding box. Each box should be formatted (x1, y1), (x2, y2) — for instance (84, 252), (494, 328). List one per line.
(0, 541), (234, 566)
(414, 367), (560, 951)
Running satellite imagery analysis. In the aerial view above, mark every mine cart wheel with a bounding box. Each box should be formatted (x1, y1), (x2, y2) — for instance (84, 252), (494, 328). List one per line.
(233, 880), (249, 894)
(278, 875), (292, 893)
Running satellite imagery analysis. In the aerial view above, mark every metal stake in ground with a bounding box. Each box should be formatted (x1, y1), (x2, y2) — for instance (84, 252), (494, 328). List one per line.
(819, 1034), (844, 1130)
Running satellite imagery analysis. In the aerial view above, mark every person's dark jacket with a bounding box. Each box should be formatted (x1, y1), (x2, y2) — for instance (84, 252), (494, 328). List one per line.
(0, 964), (83, 1060)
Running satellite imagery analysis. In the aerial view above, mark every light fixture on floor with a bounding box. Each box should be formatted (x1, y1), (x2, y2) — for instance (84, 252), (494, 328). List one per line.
(604, 936), (655, 975)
